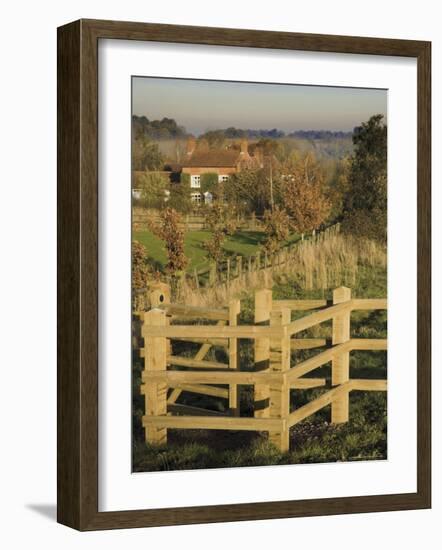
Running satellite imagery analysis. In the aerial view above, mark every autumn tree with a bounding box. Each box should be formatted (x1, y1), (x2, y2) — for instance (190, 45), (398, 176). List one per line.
(262, 206), (290, 254)
(342, 114), (387, 242)
(132, 241), (151, 290)
(281, 152), (331, 234)
(148, 208), (188, 275)
(204, 204), (237, 263)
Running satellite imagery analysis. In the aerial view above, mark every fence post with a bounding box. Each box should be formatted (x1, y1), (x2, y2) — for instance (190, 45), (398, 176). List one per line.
(255, 252), (261, 271)
(209, 262), (217, 285)
(148, 281), (171, 308)
(331, 286), (351, 423)
(254, 289), (272, 418)
(236, 255), (242, 277)
(269, 308), (291, 451)
(226, 259), (231, 288)
(228, 299), (241, 416)
(193, 268), (200, 290)
(142, 309), (168, 445)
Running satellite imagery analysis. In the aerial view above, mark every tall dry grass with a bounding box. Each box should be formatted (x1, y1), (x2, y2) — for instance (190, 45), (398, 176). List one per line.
(174, 234), (386, 308)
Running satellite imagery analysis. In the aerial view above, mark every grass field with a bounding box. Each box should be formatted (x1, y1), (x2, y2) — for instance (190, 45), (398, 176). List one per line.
(133, 229), (301, 271)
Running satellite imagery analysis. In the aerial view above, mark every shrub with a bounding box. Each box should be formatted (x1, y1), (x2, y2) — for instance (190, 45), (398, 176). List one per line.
(262, 206), (290, 254)
(148, 208), (188, 276)
(200, 172), (219, 193)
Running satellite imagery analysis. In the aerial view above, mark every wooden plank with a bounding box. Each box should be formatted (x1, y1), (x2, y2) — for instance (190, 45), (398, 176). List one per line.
(288, 382), (352, 427)
(269, 308), (291, 452)
(167, 403), (226, 417)
(350, 379), (387, 391)
(167, 384), (229, 399)
(331, 287), (351, 424)
(142, 309), (168, 445)
(168, 385), (182, 405)
(168, 336), (228, 347)
(287, 300), (352, 335)
(143, 324), (285, 339)
(351, 338), (388, 350)
(168, 319), (227, 405)
(291, 338), (327, 350)
(273, 299), (327, 311)
(254, 289), (272, 419)
(352, 299), (388, 310)
(158, 303), (229, 321)
(287, 342), (352, 381)
(167, 355), (228, 370)
(142, 415), (285, 432)
(290, 378), (327, 389)
(142, 369), (282, 385)
(228, 300), (241, 416)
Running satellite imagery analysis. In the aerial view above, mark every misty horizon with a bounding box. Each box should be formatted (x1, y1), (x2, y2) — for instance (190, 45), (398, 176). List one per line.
(132, 76), (387, 136)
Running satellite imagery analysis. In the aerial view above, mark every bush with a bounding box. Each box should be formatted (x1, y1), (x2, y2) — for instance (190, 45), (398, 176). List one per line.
(136, 172), (169, 209)
(200, 172), (218, 193)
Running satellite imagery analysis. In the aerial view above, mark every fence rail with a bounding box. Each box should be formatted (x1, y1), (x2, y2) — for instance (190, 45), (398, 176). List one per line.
(137, 282), (387, 451)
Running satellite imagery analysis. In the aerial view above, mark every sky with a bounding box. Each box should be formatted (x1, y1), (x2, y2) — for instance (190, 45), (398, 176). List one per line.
(132, 76), (387, 136)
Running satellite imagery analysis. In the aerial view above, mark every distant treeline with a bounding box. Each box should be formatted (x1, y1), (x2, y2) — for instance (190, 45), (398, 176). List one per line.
(288, 130), (353, 140)
(199, 127), (353, 141)
(133, 115), (353, 142)
(132, 115), (188, 140)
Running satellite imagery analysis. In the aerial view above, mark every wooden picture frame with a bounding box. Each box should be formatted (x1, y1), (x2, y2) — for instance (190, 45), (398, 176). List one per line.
(57, 19), (431, 530)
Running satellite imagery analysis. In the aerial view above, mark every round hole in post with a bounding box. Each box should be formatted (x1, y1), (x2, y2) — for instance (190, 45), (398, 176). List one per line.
(149, 281), (171, 308)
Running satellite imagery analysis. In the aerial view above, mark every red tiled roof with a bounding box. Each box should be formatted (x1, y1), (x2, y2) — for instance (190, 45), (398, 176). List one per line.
(182, 149), (241, 168)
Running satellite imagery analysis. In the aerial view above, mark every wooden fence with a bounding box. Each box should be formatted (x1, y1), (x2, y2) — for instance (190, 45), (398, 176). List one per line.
(133, 209), (267, 232)
(137, 282), (387, 451)
(133, 223), (341, 308)
(188, 223), (341, 289)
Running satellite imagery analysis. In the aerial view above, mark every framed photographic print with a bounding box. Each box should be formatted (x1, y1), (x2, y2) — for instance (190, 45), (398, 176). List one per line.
(57, 19), (431, 530)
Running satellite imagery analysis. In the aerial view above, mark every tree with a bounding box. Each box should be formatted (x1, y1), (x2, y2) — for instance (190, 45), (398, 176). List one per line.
(166, 173), (193, 213)
(262, 206), (290, 254)
(323, 157), (350, 223)
(132, 241), (151, 289)
(136, 172), (169, 209)
(132, 136), (164, 171)
(204, 204), (237, 263)
(225, 168), (276, 216)
(148, 208), (188, 275)
(281, 152), (331, 234)
(342, 114), (387, 242)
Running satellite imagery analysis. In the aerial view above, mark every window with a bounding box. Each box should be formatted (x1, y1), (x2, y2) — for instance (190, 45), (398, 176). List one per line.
(218, 175), (229, 183)
(191, 192), (202, 203)
(191, 175), (201, 188)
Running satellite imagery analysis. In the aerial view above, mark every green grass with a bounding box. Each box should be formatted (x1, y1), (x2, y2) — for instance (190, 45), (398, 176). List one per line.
(133, 229), (300, 271)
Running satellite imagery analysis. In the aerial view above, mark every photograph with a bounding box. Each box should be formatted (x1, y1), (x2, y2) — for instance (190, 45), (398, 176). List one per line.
(131, 76), (388, 472)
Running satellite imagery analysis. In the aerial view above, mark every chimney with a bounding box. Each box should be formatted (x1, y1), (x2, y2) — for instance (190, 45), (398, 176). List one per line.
(240, 139), (248, 155)
(186, 136), (196, 156)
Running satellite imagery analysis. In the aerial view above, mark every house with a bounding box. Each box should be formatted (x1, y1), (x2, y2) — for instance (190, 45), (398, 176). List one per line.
(181, 137), (258, 203)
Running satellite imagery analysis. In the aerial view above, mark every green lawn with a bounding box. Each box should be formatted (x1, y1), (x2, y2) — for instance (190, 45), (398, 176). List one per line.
(133, 229), (300, 272)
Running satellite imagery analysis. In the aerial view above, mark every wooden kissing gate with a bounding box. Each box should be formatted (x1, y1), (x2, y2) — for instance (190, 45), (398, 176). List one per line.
(137, 282), (387, 452)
